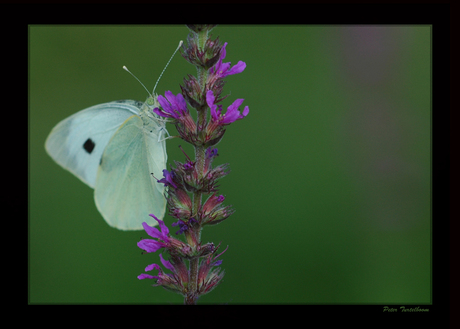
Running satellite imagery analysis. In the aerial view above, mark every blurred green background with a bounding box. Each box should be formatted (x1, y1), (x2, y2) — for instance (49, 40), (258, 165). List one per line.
(29, 25), (431, 304)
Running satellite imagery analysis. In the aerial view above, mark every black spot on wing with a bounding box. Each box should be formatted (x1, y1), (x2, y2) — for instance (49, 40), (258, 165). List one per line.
(83, 138), (95, 154)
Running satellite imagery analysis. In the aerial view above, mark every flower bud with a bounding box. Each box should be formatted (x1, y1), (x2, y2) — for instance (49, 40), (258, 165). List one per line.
(181, 34), (223, 70)
(186, 24), (217, 34)
(167, 188), (192, 220)
(138, 253), (190, 296)
(196, 242), (216, 258)
(199, 193), (234, 226)
(168, 148), (229, 194)
(197, 245), (228, 296)
(181, 74), (204, 109)
(167, 253), (189, 285)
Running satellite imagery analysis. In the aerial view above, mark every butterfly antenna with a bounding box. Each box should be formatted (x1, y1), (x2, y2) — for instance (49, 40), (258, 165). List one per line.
(152, 40), (183, 94)
(122, 66), (154, 99)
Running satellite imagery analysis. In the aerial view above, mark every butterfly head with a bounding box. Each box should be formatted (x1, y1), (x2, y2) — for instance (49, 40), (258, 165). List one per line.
(144, 93), (159, 111)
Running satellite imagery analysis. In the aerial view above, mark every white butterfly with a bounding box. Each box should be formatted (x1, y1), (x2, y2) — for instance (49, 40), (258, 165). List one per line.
(45, 96), (169, 230)
(45, 42), (182, 230)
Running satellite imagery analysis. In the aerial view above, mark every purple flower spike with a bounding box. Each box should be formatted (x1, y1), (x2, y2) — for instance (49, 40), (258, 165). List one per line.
(137, 26), (247, 302)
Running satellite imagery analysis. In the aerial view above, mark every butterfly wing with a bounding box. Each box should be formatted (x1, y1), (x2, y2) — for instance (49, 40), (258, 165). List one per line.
(45, 100), (143, 188)
(94, 115), (167, 230)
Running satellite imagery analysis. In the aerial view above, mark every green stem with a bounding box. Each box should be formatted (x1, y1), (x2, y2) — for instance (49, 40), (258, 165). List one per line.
(185, 257), (199, 305)
(185, 145), (205, 305)
(184, 26), (210, 306)
(196, 29), (209, 98)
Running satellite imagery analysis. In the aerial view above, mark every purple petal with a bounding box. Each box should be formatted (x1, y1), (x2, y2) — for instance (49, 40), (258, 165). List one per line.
(220, 42), (228, 60)
(137, 239), (163, 253)
(164, 91), (176, 105)
(228, 98), (244, 111)
(153, 107), (172, 119)
(218, 62), (232, 75)
(211, 260), (223, 267)
(206, 147), (218, 159)
(148, 214), (169, 238)
(222, 112), (239, 124)
(138, 273), (155, 280)
(145, 263), (160, 272)
(206, 91), (220, 121)
(157, 219), (169, 238)
(242, 106), (249, 117)
(155, 92), (188, 119)
(157, 95), (172, 113)
(174, 93), (188, 114)
(157, 169), (177, 188)
(222, 99), (245, 124)
(210, 107), (219, 121)
(206, 90), (215, 108)
(183, 161), (193, 170)
(227, 61), (246, 75)
(163, 91), (186, 116)
(141, 221), (162, 239)
(159, 254), (175, 272)
(165, 169), (176, 187)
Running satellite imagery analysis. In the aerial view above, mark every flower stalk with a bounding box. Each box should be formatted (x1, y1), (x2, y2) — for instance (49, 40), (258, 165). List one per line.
(137, 24), (249, 304)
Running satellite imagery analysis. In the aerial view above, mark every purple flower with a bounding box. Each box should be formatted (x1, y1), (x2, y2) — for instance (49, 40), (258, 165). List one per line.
(171, 219), (188, 235)
(138, 253), (189, 295)
(137, 263), (160, 280)
(137, 215), (192, 258)
(137, 215), (170, 253)
(153, 91), (188, 119)
(154, 92), (198, 144)
(206, 90), (249, 125)
(171, 218), (198, 235)
(203, 147), (219, 173)
(157, 169), (178, 189)
(183, 161), (194, 170)
(205, 147), (218, 159)
(209, 42), (246, 79)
